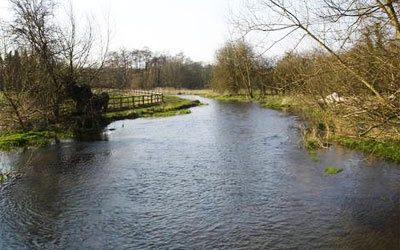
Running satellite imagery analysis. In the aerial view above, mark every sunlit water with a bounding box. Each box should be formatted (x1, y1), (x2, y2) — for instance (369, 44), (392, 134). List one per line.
(0, 96), (399, 249)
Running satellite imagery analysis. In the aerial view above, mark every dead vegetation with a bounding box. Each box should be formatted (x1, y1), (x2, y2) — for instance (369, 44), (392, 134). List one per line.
(210, 0), (400, 146)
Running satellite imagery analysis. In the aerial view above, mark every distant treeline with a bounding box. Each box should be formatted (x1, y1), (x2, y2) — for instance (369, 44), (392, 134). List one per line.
(0, 0), (211, 131)
(211, 29), (400, 99)
(96, 49), (212, 90)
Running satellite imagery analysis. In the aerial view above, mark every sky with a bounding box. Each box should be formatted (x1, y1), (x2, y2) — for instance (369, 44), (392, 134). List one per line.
(0, 0), (245, 63)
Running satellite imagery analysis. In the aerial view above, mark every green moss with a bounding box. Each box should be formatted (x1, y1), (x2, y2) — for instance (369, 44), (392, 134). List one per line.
(0, 131), (49, 150)
(324, 166), (344, 175)
(0, 130), (73, 151)
(0, 173), (7, 182)
(336, 137), (400, 163)
(309, 152), (319, 162)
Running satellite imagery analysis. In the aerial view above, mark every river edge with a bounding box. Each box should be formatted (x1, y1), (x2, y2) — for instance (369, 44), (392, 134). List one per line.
(0, 95), (201, 153)
(1, 93), (398, 249)
(1, 91), (398, 164)
(173, 90), (400, 164)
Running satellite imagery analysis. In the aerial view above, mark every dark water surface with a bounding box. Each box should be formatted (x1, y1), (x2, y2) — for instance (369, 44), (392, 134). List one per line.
(0, 96), (399, 249)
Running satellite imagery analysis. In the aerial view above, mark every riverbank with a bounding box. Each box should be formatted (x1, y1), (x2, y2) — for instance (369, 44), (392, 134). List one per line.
(104, 95), (201, 122)
(167, 89), (400, 164)
(0, 95), (201, 151)
(2, 91), (398, 249)
(260, 95), (400, 163)
(0, 130), (73, 151)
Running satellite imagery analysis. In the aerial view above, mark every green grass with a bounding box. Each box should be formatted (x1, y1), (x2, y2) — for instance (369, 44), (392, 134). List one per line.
(0, 173), (7, 182)
(0, 131), (50, 150)
(149, 109), (192, 117)
(104, 95), (201, 121)
(210, 95), (251, 102)
(0, 130), (73, 151)
(324, 166), (344, 175)
(188, 90), (253, 102)
(260, 96), (293, 110)
(336, 137), (400, 163)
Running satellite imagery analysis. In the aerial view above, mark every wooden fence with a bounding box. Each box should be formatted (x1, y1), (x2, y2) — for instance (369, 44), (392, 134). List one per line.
(107, 90), (164, 112)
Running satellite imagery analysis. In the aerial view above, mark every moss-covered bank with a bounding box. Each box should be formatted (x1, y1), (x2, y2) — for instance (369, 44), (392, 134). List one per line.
(0, 130), (73, 151)
(0, 95), (201, 151)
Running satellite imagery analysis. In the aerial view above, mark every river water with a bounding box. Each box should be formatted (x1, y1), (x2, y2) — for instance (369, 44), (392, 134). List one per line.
(0, 96), (399, 249)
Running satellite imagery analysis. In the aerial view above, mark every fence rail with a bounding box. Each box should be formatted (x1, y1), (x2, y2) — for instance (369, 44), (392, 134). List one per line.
(107, 90), (164, 112)
(57, 90), (163, 116)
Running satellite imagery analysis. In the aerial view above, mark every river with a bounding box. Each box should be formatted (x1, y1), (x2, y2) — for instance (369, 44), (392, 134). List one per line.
(0, 96), (399, 249)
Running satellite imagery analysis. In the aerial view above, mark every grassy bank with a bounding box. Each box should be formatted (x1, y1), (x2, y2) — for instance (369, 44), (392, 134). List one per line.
(0, 95), (201, 151)
(158, 88), (253, 102)
(336, 137), (400, 164)
(196, 90), (400, 164)
(260, 96), (297, 110)
(0, 130), (73, 151)
(260, 95), (400, 163)
(196, 92), (251, 102)
(104, 95), (201, 122)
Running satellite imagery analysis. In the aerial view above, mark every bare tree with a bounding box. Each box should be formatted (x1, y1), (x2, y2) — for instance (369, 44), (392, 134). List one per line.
(8, 0), (110, 124)
(234, 0), (399, 138)
(212, 40), (265, 98)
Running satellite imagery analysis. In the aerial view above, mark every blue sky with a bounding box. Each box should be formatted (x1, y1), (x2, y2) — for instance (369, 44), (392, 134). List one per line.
(1, 0), (244, 62)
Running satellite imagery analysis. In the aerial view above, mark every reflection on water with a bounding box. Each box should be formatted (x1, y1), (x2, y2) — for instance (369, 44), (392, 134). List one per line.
(0, 96), (399, 249)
